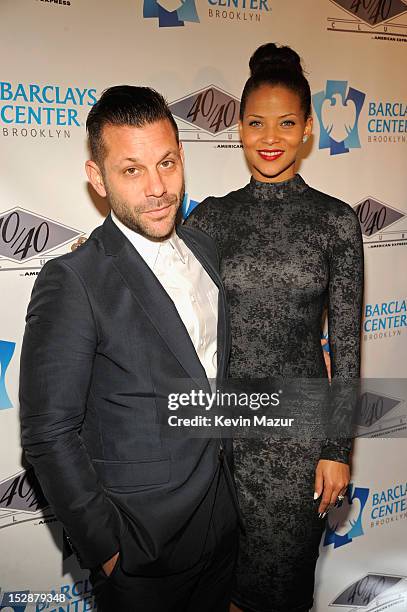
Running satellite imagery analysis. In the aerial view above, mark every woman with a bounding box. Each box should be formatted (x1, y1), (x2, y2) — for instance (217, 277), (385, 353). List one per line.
(186, 43), (363, 612)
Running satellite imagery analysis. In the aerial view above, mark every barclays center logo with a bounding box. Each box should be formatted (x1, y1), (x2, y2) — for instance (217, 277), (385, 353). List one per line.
(0, 590), (29, 612)
(0, 340), (15, 410)
(325, 479), (407, 551)
(143, 0), (199, 27)
(324, 483), (370, 549)
(313, 80), (366, 155)
(182, 193), (200, 219)
(0, 81), (97, 139)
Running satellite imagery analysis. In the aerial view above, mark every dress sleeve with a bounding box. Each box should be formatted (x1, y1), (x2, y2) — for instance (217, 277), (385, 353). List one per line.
(320, 204), (364, 464)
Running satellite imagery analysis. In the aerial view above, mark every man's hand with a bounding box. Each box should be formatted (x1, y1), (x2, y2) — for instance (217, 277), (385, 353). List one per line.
(314, 459), (349, 515)
(102, 552), (120, 577)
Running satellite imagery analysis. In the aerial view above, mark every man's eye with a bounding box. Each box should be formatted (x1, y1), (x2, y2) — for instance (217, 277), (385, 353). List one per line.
(125, 167), (138, 175)
(161, 160), (175, 168)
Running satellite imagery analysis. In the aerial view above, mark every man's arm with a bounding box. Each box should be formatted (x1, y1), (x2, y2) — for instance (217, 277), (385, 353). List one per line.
(19, 258), (121, 569)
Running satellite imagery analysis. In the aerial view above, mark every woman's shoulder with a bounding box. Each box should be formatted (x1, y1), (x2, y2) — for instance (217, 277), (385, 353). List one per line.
(305, 185), (361, 243)
(195, 185), (249, 214)
(306, 185), (359, 221)
(184, 185), (249, 233)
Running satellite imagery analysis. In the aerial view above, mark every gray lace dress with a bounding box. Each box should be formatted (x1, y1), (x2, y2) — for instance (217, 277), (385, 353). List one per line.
(185, 174), (363, 612)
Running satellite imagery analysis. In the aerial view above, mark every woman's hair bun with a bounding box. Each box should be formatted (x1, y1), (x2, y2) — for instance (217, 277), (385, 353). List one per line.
(249, 43), (303, 77)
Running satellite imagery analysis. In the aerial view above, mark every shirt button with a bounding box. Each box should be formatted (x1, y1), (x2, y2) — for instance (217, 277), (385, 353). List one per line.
(191, 295), (196, 303)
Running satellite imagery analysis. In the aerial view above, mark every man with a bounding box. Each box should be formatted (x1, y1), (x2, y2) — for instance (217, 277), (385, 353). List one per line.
(19, 86), (239, 611)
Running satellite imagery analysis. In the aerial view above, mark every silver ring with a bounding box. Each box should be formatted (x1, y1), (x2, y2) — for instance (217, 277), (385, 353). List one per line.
(338, 495), (345, 501)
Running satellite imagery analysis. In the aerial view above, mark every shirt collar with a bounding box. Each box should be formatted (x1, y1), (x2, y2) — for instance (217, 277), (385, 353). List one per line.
(110, 211), (186, 269)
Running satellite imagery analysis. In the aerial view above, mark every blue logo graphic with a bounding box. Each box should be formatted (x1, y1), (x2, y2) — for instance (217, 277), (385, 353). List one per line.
(143, 0), (199, 27)
(324, 483), (370, 549)
(321, 331), (330, 354)
(313, 80), (366, 155)
(0, 590), (29, 611)
(0, 340), (15, 410)
(182, 193), (200, 219)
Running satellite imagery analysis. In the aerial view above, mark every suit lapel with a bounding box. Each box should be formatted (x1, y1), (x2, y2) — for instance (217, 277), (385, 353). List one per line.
(101, 216), (209, 388)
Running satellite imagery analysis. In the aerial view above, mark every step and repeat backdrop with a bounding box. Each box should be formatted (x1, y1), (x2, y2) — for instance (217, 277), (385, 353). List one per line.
(0, 0), (406, 610)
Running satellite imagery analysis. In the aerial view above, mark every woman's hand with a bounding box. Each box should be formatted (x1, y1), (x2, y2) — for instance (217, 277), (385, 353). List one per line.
(314, 459), (349, 515)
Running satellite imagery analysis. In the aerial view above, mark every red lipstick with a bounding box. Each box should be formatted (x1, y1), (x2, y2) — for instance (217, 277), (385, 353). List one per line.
(258, 149), (284, 161)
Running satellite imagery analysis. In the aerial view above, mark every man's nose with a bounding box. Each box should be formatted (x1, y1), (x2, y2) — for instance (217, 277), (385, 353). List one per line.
(145, 169), (166, 199)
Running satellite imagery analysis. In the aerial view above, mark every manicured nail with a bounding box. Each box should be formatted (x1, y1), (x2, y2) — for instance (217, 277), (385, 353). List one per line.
(314, 492), (319, 500)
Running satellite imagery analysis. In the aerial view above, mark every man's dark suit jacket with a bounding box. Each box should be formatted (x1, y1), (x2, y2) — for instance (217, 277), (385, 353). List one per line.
(19, 215), (236, 576)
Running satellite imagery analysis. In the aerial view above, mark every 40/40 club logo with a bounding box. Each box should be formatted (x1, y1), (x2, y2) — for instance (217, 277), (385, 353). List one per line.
(0, 468), (52, 530)
(327, 0), (407, 42)
(312, 80), (366, 155)
(355, 389), (406, 437)
(0, 208), (83, 273)
(330, 574), (407, 611)
(354, 196), (407, 248)
(169, 86), (241, 143)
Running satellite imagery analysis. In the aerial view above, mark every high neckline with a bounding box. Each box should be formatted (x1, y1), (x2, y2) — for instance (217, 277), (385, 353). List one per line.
(248, 174), (309, 201)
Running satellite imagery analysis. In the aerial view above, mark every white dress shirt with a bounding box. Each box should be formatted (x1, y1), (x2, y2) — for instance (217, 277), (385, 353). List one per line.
(111, 212), (218, 380)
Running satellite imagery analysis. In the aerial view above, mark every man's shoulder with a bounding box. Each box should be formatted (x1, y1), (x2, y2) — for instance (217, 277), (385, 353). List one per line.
(40, 223), (105, 277)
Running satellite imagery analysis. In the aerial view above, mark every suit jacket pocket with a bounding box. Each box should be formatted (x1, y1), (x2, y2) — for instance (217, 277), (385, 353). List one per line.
(92, 458), (170, 491)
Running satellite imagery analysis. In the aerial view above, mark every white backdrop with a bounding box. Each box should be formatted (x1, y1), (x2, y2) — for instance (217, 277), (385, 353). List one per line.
(1, 1), (406, 610)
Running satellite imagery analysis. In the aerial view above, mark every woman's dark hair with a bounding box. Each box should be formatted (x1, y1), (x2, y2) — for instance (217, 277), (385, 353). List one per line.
(240, 43), (311, 120)
(86, 85), (179, 163)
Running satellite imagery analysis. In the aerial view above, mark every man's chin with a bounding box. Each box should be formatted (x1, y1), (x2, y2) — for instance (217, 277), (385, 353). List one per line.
(140, 217), (177, 241)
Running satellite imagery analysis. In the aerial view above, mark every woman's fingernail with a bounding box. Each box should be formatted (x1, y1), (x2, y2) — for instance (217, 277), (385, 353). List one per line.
(314, 492), (319, 500)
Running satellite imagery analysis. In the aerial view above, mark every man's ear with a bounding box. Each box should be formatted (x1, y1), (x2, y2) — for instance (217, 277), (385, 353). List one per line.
(179, 141), (185, 166)
(85, 160), (107, 198)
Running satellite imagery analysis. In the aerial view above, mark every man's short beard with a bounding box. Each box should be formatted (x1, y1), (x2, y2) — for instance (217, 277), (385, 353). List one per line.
(106, 180), (185, 241)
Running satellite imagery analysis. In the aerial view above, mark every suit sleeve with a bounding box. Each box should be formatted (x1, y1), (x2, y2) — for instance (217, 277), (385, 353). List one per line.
(19, 259), (122, 569)
(320, 205), (364, 464)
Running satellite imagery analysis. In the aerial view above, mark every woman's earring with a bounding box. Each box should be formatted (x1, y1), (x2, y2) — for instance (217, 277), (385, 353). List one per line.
(302, 135), (308, 144)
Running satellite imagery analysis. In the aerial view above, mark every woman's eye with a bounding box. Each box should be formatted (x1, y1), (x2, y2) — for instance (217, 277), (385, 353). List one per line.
(249, 120), (262, 127)
(281, 120), (295, 127)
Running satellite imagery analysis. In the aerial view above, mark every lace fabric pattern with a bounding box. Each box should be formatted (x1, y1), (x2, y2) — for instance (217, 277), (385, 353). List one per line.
(185, 174), (363, 611)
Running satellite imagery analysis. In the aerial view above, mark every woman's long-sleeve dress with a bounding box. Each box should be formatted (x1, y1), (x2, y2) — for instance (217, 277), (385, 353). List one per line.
(186, 174), (363, 612)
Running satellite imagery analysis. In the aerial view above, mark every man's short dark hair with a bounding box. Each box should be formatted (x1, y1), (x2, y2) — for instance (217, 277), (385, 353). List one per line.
(86, 85), (179, 163)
